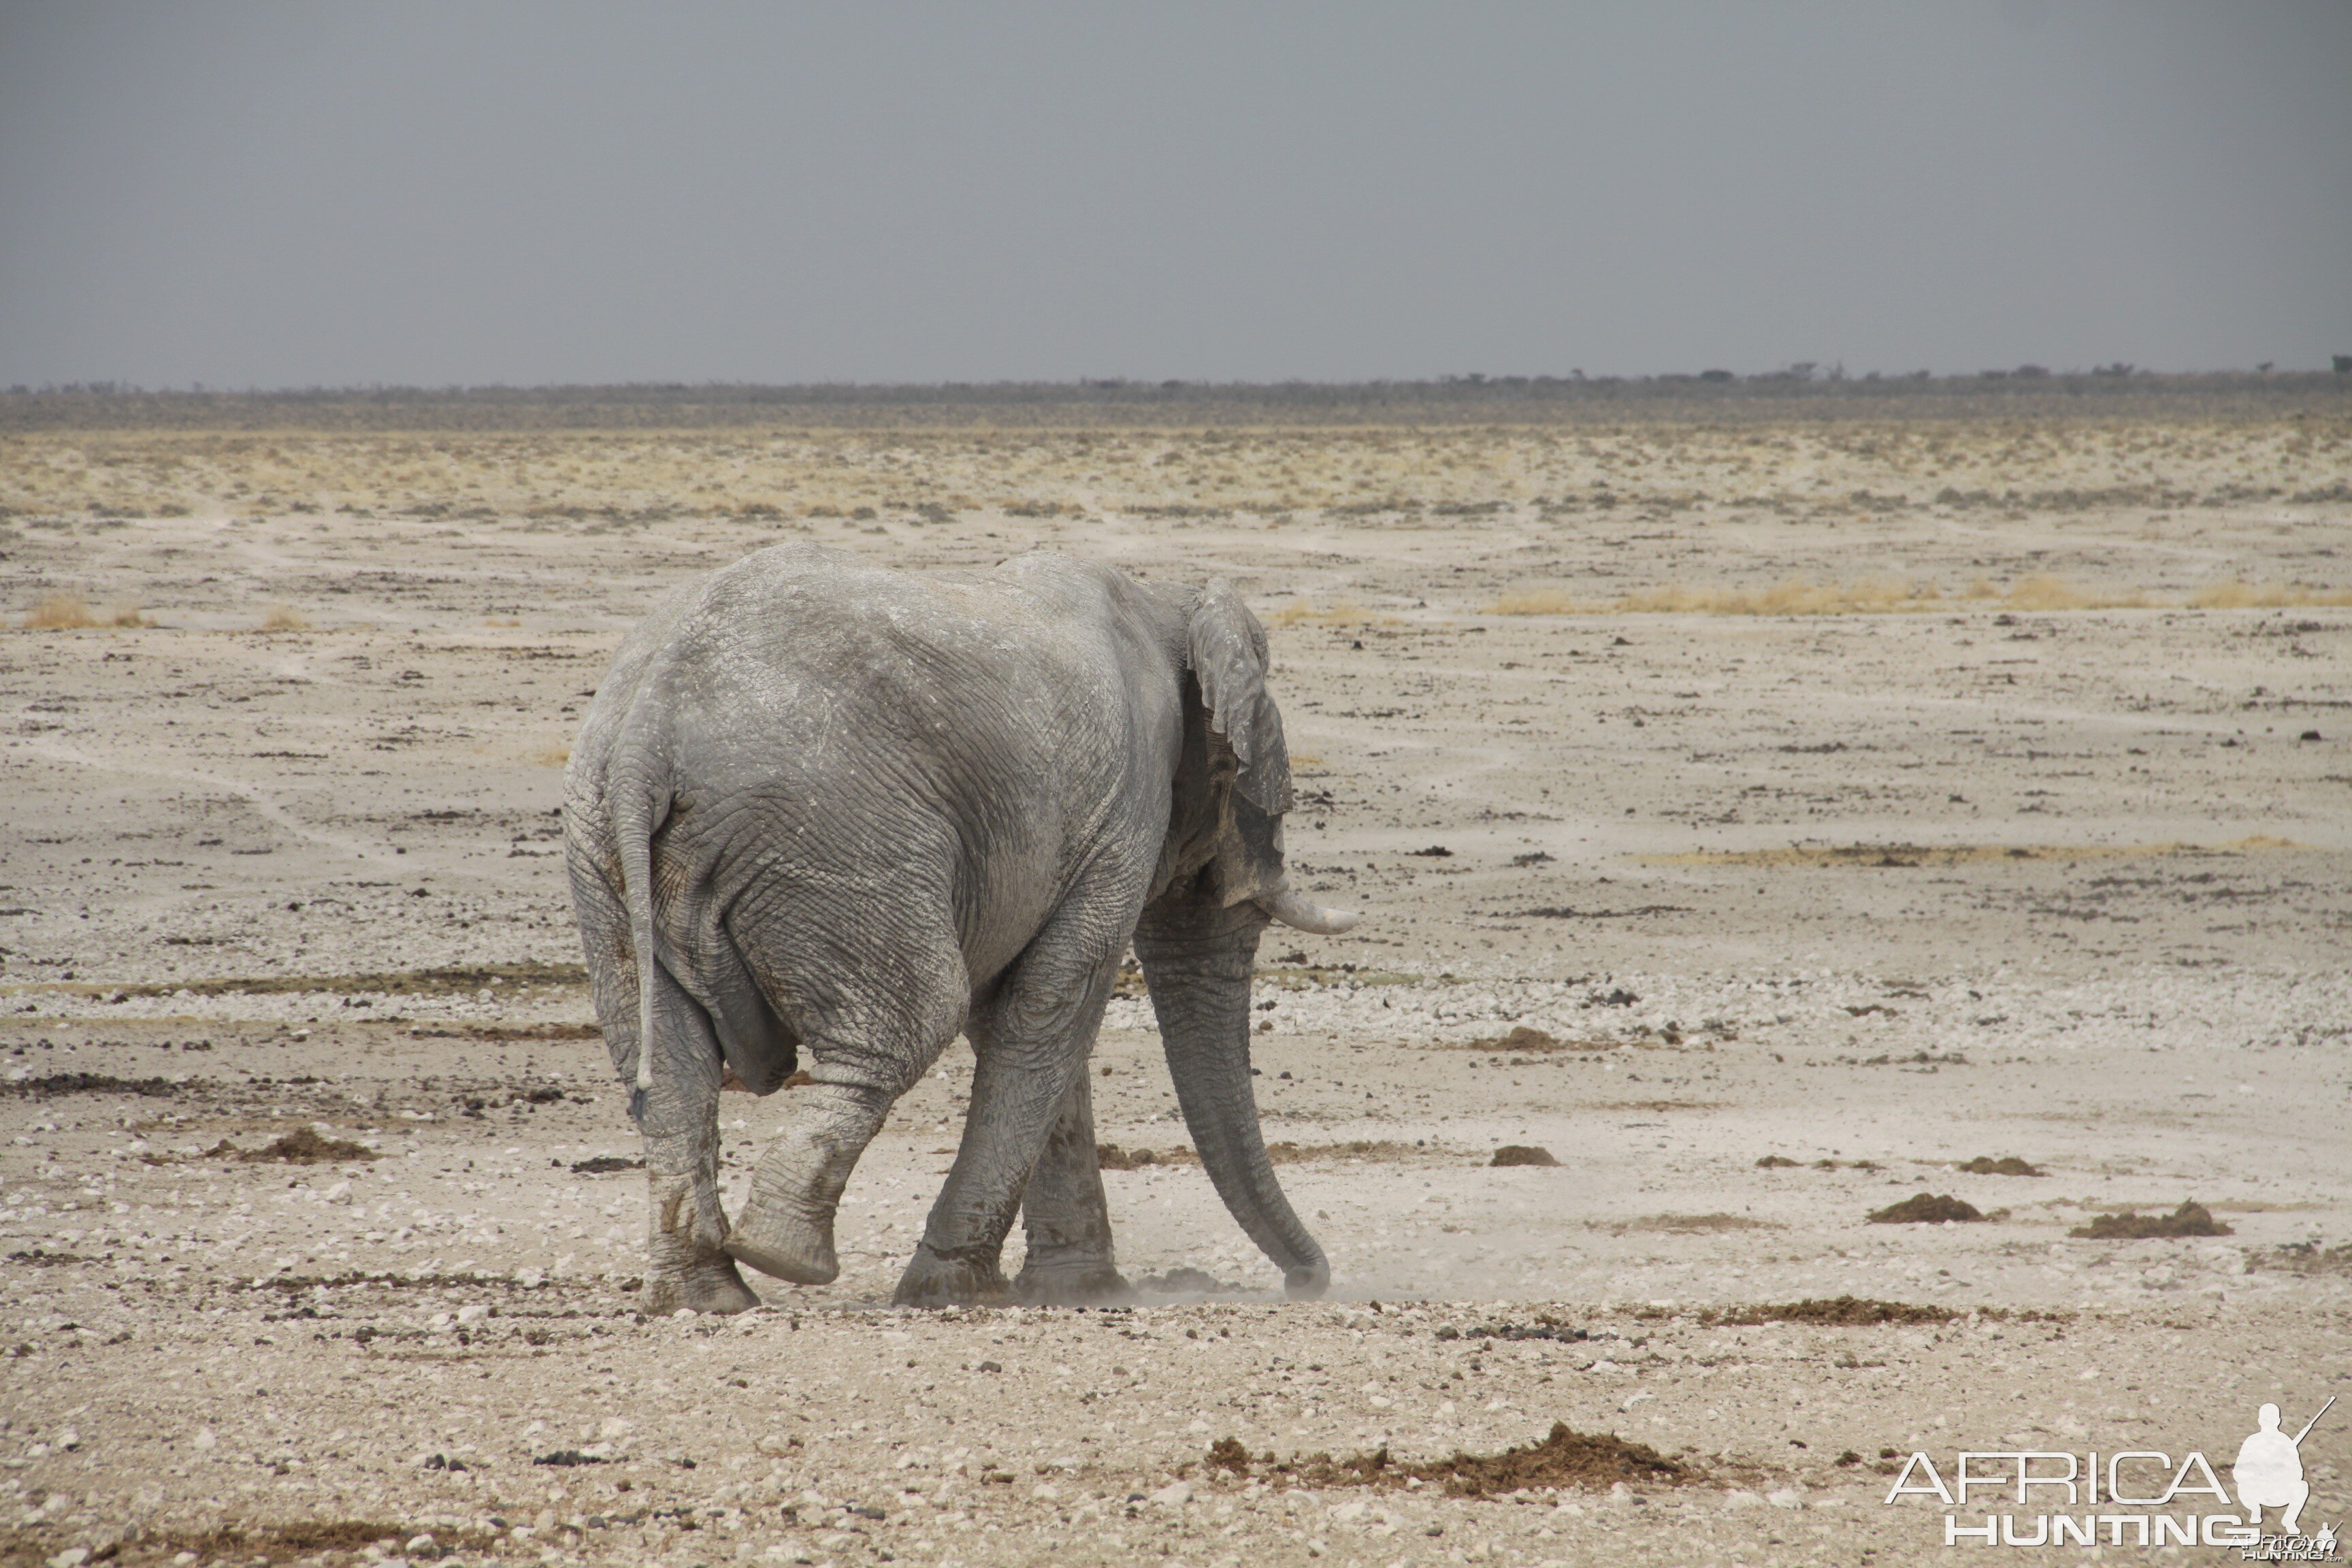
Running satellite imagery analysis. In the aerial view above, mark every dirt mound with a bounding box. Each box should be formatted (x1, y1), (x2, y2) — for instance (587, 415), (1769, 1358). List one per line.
(1442, 1026), (1611, 1054)
(1756, 1154), (1801, 1168)
(1957, 1156), (2044, 1176)
(1868, 1192), (1984, 1224)
(1712, 1296), (1958, 1326)
(1136, 1267), (1231, 1294)
(212, 1127), (378, 1163)
(2070, 1200), (2232, 1239)
(1227, 1422), (1695, 1497)
(1096, 1143), (1197, 1170)
(1411, 1422), (1693, 1496)
(1490, 1145), (1559, 1167)
(1265, 1139), (1421, 1164)
(3, 1071), (184, 1098)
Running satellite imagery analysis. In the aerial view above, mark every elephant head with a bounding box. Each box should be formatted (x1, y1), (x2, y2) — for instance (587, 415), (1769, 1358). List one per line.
(1132, 580), (1356, 1298)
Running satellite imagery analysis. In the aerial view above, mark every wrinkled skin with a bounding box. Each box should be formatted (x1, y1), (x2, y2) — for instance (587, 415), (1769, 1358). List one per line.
(564, 546), (1354, 1313)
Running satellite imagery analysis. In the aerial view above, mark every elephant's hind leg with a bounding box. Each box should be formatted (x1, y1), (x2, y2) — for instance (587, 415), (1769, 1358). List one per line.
(637, 960), (760, 1316)
(1013, 1069), (1130, 1305)
(726, 928), (969, 1289)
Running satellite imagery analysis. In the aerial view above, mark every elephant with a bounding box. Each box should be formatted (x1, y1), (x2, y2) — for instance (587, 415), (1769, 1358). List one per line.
(564, 543), (1360, 1313)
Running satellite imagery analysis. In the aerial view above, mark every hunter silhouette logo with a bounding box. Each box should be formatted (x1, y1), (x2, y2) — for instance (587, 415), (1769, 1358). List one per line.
(2237, 1397), (2330, 1536)
(1882, 1395), (2339, 1557)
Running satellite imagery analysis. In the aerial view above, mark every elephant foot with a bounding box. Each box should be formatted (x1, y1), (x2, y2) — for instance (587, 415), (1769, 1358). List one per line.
(643, 1254), (762, 1316)
(1014, 1258), (1132, 1306)
(893, 1242), (1013, 1308)
(725, 1200), (839, 1286)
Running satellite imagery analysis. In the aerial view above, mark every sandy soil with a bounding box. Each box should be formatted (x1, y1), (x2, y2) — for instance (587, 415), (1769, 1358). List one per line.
(2, 412), (2349, 1566)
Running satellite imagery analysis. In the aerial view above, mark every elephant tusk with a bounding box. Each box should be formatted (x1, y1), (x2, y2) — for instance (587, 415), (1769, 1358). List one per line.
(1260, 887), (1362, 936)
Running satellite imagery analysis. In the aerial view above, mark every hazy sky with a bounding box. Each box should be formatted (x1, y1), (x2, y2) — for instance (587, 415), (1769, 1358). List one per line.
(2, 2), (2347, 387)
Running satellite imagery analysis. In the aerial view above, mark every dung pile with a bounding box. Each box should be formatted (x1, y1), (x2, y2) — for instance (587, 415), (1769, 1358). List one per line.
(1868, 1193), (1984, 1224)
(2070, 1200), (2232, 1239)
(1710, 1296), (1958, 1326)
(1211, 1422), (1695, 1497)
(211, 1127), (378, 1163)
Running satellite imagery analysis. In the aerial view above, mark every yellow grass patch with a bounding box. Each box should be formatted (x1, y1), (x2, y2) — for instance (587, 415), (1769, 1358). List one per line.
(1267, 598), (1379, 627)
(1641, 835), (2300, 869)
(534, 747), (572, 768)
(2187, 580), (2352, 609)
(1484, 574), (2346, 617)
(258, 605), (311, 632)
(18, 591), (148, 629)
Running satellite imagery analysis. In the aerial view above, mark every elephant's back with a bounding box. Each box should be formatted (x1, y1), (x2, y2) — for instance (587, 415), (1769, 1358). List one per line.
(617, 546), (1132, 906)
(651, 544), (1110, 752)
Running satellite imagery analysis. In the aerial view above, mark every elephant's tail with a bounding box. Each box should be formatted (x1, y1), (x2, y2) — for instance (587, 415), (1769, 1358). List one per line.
(613, 753), (668, 1120)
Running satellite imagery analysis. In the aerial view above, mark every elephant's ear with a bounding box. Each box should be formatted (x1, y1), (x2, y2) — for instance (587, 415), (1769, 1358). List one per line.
(1188, 578), (1293, 817)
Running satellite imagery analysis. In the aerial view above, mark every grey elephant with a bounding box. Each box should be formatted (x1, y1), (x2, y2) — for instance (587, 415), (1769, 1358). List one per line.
(564, 544), (1359, 1313)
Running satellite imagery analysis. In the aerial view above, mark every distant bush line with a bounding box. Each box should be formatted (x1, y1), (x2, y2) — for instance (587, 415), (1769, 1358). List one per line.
(2, 372), (2345, 434)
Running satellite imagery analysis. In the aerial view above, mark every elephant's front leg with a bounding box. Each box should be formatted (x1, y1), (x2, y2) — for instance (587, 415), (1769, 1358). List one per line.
(1013, 1069), (1130, 1305)
(896, 948), (1118, 1307)
(636, 963), (760, 1316)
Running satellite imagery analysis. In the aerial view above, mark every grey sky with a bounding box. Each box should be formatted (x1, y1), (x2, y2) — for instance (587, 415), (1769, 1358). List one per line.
(2, 1), (2346, 387)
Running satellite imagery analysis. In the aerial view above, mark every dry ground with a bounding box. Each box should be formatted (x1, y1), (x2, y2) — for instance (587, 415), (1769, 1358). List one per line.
(2, 409), (2349, 1566)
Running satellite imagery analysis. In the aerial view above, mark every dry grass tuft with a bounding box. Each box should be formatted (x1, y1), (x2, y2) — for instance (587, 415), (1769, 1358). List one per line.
(1266, 598), (1378, 627)
(1644, 835), (2298, 869)
(22, 591), (100, 630)
(18, 591), (150, 629)
(1484, 572), (2351, 617)
(2187, 580), (2352, 609)
(1485, 587), (1582, 615)
(259, 604), (311, 632)
(534, 747), (571, 767)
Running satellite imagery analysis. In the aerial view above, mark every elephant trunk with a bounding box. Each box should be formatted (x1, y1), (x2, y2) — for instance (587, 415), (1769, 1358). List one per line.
(1132, 894), (1329, 1299)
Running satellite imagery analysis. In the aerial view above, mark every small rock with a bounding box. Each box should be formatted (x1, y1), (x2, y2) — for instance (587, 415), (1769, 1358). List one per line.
(1767, 1487), (1804, 1509)
(55, 1428), (78, 1450)
(405, 1533), (440, 1558)
(455, 1303), (490, 1325)
(48, 1550), (89, 1568)
(1722, 1488), (1763, 1509)
(192, 1428), (217, 1450)
(1148, 1480), (1192, 1507)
